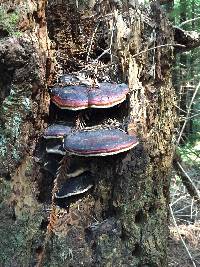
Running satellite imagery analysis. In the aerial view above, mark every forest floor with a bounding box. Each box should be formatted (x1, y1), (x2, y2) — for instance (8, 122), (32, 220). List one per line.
(168, 145), (200, 267)
(168, 222), (200, 267)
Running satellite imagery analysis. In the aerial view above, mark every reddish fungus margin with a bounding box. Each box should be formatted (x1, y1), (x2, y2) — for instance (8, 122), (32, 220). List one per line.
(63, 129), (138, 156)
(50, 83), (129, 110)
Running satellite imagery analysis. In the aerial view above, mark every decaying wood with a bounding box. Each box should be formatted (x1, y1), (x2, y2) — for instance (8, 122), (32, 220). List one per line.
(174, 26), (200, 52)
(0, 1), (179, 266)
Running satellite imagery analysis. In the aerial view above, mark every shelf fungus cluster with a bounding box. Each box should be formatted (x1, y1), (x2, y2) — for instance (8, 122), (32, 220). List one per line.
(43, 75), (139, 204)
(51, 82), (129, 110)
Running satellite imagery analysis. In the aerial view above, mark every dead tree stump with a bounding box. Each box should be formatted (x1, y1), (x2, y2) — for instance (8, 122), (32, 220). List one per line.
(0, 1), (177, 266)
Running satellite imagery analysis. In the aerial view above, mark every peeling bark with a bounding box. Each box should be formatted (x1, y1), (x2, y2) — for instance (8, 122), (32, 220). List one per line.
(0, 1), (177, 267)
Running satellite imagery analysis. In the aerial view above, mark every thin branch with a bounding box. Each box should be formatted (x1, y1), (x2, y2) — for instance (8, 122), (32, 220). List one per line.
(109, 19), (115, 63)
(176, 218), (194, 224)
(170, 205), (197, 267)
(132, 44), (186, 58)
(93, 48), (111, 62)
(179, 113), (200, 121)
(174, 203), (194, 214)
(187, 112), (200, 120)
(174, 104), (188, 114)
(171, 195), (187, 206)
(86, 23), (99, 62)
(191, 198), (194, 220)
(176, 214), (195, 217)
(177, 81), (200, 144)
(179, 17), (200, 27)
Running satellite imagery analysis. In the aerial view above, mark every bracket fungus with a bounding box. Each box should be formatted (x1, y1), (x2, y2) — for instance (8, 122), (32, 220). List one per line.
(43, 124), (72, 139)
(46, 139), (65, 155)
(66, 158), (89, 178)
(55, 172), (94, 198)
(44, 124), (72, 155)
(88, 83), (128, 108)
(42, 74), (139, 210)
(51, 85), (88, 110)
(64, 128), (138, 156)
(50, 83), (129, 110)
(42, 155), (61, 176)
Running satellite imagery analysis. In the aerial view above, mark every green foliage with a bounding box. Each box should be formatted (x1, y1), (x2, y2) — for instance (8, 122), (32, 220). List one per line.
(171, 0), (200, 31)
(0, 8), (21, 36)
(178, 141), (200, 165)
(169, 1), (200, 169)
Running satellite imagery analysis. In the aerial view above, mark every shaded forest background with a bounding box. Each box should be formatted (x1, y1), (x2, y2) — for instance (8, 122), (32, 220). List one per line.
(163, 0), (200, 266)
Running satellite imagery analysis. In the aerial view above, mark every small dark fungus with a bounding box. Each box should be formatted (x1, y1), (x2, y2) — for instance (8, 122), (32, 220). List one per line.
(66, 158), (89, 177)
(67, 166), (89, 178)
(55, 172), (94, 198)
(63, 128), (138, 156)
(46, 139), (65, 155)
(42, 154), (61, 176)
(43, 124), (72, 139)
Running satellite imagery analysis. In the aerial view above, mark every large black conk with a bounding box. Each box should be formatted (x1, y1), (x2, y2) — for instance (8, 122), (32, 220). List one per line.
(55, 172), (94, 199)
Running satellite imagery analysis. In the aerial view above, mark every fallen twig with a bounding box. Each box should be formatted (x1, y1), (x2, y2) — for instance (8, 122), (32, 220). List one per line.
(109, 18), (115, 63)
(94, 48), (111, 62)
(171, 195), (187, 206)
(86, 22), (99, 62)
(174, 160), (200, 204)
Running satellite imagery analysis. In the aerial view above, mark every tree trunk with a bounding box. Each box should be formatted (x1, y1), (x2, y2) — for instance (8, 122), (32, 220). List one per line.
(0, 1), (176, 267)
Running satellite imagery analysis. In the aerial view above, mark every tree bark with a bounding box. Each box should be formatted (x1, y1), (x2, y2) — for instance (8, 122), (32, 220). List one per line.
(0, 1), (176, 267)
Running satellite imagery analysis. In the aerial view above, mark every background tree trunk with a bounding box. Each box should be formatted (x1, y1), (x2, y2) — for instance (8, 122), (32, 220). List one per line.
(0, 1), (176, 266)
